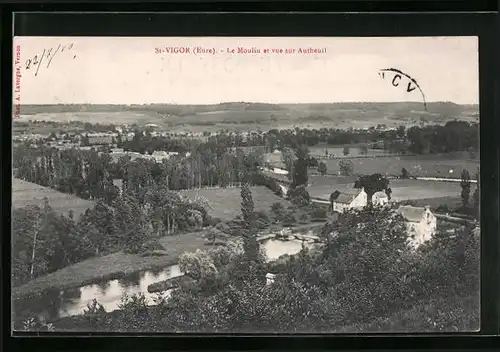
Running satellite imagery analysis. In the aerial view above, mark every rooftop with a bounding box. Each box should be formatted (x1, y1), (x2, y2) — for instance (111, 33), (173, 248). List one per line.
(397, 205), (430, 222)
(373, 191), (388, 199)
(331, 188), (363, 204)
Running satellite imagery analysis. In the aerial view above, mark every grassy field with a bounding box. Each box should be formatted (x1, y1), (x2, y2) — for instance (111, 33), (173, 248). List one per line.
(16, 102), (478, 133)
(308, 145), (394, 158)
(179, 186), (292, 221)
(324, 155), (479, 178)
(306, 177), (474, 204)
(12, 231), (208, 300)
(12, 177), (96, 219)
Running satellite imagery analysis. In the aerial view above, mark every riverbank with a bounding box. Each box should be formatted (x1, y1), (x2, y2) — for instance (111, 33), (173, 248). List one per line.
(12, 222), (325, 300)
(12, 231), (208, 300)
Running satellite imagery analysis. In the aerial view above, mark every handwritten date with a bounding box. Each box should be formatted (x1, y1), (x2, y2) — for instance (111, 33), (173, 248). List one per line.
(25, 43), (76, 76)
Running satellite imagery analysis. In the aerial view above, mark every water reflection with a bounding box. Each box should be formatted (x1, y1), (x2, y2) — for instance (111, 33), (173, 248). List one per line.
(263, 239), (313, 261)
(14, 238), (312, 323)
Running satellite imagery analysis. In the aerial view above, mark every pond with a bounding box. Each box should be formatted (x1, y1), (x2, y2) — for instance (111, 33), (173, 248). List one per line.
(13, 238), (311, 323)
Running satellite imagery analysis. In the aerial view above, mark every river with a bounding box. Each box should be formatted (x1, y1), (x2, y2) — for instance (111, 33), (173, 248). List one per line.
(13, 238), (311, 323)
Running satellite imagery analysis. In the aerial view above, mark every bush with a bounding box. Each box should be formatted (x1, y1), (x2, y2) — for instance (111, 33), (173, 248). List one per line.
(435, 204), (450, 213)
(83, 299), (110, 328)
(287, 185), (311, 207)
(140, 239), (165, 252)
(254, 211), (271, 229)
(310, 206), (328, 221)
(117, 293), (152, 331)
(282, 212), (297, 226)
(298, 213), (311, 224)
(21, 317), (55, 332)
(339, 159), (354, 176)
(204, 217), (222, 227)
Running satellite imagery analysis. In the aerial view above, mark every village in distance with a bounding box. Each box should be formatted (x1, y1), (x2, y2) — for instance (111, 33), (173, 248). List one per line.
(12, 101), (480, 333)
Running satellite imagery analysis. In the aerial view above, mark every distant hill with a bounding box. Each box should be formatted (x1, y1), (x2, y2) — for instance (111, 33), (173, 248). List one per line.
(15, 102), (479, 132)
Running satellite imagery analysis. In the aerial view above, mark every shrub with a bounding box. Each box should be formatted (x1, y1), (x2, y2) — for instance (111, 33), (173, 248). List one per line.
(140, 239), (165, 252)
(204, 217), (222, 227)
(310, 206), (328, 221)
(339, 159), (354, 176)
(298, 213), (311, 224)
(83, 299), (110, 328)
(287, 185), (311, 207)
(282, 212), (297, 226)
(254, 210), (271, 229)
(117, 293), (152, 331)
(435, 204), (449, 213)
(21, 317), (55, 332)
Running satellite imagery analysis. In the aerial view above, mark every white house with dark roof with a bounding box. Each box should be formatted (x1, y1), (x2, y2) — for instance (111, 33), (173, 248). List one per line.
(372, 191), (389, 206)
(397, 205), (437, 247)
(331, 188), (368, 213)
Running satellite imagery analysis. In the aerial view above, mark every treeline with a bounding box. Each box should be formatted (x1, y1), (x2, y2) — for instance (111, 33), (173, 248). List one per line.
(170, 121), (478, 156)
(12, 185), (211, 287)
(13, 142), (266, 205)
(407, 121), (478, 154)
(22, 205), (479, 333)
(118, 131), (195, 154)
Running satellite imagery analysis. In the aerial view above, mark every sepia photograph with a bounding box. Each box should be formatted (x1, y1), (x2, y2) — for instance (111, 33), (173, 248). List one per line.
(11, 36), (480, 333)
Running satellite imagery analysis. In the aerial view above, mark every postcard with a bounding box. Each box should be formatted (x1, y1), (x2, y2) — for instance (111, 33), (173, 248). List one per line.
(12, 36), (480, 333)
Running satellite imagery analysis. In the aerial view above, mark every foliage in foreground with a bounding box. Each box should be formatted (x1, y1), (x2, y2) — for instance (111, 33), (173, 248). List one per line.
(26, 207), (479, 333)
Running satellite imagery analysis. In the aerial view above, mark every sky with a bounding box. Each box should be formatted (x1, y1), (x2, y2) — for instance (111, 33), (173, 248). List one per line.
(13, 36), (479, 105)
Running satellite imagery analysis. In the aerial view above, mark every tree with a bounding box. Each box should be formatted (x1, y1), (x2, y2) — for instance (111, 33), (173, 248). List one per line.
(358, 145), (368, 156)
(473, 169), (480, 217)
(343, 146), (350, 156)
(396, 125), (406, 139)
(281, 148), (295, 177)
(240, 183), (259, 261)
(270, 202), (286, 222)
(338, 160), (354, 176)
(291, 145), (309, 188)
(317, 162), (327, 175)
(81, 134), (90, 146)
(354, 173), (390, 203)
(401, 168), (409, 179)
(385, 187), (392, 201)
(460, 169), (471, 208)
(287, 185), (311, 208)
(329, 191), (341, 212)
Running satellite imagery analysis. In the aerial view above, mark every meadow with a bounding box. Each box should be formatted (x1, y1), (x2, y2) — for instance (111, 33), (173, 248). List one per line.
(179, 186), (292, 221)
(16, 101), (478, 133)
(12, 231), (208, 300)
(308, 145), (393, 158)
(12, 178), (96, 219)
(324, 154), (479, 178)
(306, 176), (473, 207)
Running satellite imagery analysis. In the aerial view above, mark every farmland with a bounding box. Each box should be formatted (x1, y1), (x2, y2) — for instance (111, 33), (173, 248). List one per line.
(179, 186), (292, 221)
(323, 154), (479, 178)
(16, 101), (478, 134)
(306, 176), (473, 206)
(12, 177), (96, 219)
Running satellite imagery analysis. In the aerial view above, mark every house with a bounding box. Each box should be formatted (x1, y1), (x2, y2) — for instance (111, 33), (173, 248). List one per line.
(150, 150), (179, 163)
(397, 205), (437, 247)
(265, 273), (276, 286)
(262, 161), (289, 175)
(372, 191), (389, 206)
(330, 188), (368, 213)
